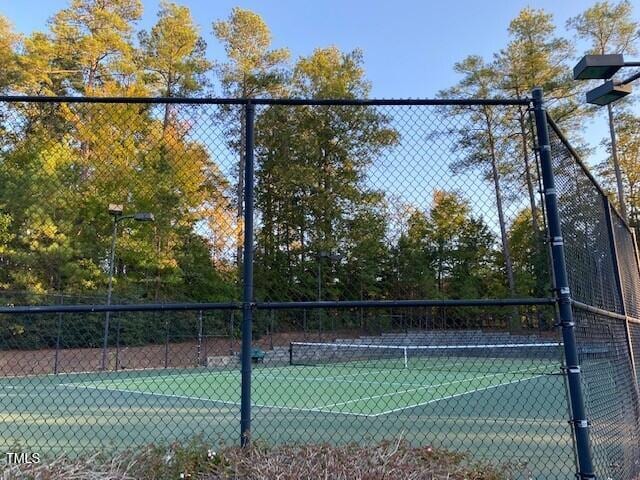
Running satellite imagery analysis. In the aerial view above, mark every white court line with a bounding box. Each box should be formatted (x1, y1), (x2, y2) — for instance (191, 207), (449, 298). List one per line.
(59, 383), (374, 417)
(1, 385), (64, 391)
(76, 366), (432, 388)
(367, 374), (547, 417)
(313, 370), (534, 410)
(60, 369), (548, 418)
(100, 367), (383, 383)
(93, 371), (456, 389)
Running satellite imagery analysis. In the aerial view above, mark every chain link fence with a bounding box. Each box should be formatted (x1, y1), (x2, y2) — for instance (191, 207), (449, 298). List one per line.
(0, 92), (637, 478)
(547, 113), (640, 479)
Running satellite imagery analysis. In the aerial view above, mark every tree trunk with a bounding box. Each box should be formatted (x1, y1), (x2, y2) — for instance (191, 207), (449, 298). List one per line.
(485, 110), (517, 328)
(518, 111), (540, 234)
(490, 154), (516, 297)
(163, 104), (171, 133)
(607, 103), (628, 221)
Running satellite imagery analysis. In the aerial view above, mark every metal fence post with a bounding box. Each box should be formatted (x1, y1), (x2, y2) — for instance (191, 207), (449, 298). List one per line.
(269, 309), (274, 350)
(240, 101), (255, 446)
(532, 87), (596, 479)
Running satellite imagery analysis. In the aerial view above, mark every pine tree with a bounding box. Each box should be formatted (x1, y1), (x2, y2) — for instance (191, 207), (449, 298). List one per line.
(568, 0), (640, 220)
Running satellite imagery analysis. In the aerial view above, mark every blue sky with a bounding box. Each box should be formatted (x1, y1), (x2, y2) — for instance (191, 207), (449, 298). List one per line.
(0, 0), (637, 167)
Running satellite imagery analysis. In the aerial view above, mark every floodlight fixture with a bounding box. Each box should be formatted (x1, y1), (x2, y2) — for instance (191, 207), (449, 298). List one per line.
(586, 80), (632, 106)
(108, 204), (124, 216)
(573, 53), (640, 106)
(573, 54), (625, 80)
(133, 212), (155, 222)
(318, 251), (342, 262)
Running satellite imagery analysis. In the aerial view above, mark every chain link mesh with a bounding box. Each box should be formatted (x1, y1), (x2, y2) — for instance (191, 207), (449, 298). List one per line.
(573, 308), (640, 480)
(548, 119), (640, 480)
(630, 321), (640, 385)
(548, 127), (622, 314)
(612, 210), (640, 319)
(0, 96), (637, 478)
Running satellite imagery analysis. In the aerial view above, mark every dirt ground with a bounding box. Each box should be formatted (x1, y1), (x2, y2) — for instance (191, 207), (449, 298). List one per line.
(0, 330), (360, 376)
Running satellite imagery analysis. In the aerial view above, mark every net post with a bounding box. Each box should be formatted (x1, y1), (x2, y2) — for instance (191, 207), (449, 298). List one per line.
(403, 347), (408, 368)
(197, 310), (203, 367)
(531, 87), (595, 480)
(289, 342), (293, 365)
(163, 317), (169, 369)
(53, 294), (62, 375)
(240, 101), (255, 447)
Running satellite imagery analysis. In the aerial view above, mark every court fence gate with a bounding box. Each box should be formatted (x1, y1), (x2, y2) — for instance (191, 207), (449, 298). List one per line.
(0, 88), (638, 478)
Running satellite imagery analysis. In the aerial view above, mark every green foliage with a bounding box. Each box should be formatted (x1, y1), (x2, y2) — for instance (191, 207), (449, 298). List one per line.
(0, 16), (22, 93)
(568, 0), (639, 56)
(213, 7), (290, 98)
(597, 111), (640, 227)
(0, 3), (575, 349)
(139, 1), (211, 98)
(254, 47), (398, 302)
(498, 8), (583, 127)
(49, 0), (143, 92)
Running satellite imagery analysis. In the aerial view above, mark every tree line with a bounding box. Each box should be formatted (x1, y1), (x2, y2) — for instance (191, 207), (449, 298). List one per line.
(0, 1), (638, 348)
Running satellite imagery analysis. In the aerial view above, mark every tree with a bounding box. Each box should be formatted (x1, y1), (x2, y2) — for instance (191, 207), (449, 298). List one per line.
(0, 15), (21, 93)
(139, 1), (211, 129)
(213, 8), (290, 268)
(496, 8), (581, 240)
(345, 204), (391, 301)
(392, 209), (436, 299)
(254, 47), (397, 302)
(425, 190), (496, 299)
(439, 56), (517, 303)
(508, 208), (549, 297)
(597, 112), (640, 228)
(568, 0), (640, 220)
(48, 0), (143, 93)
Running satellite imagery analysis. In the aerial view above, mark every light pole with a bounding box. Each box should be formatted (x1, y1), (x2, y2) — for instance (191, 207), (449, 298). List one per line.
(573, 54), (640, 221)
(101, 204), (154, 371)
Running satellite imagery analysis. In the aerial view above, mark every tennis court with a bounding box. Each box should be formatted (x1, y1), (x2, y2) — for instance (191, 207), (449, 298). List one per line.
(59, 360), (551, 417)
(0, 340), (576, 478)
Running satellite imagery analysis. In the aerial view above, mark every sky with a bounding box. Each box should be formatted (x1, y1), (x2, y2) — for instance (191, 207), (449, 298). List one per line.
(0, 0), (637, 166)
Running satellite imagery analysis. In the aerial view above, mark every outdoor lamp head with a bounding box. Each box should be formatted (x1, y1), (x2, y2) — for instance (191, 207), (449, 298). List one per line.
(573, 54), (625, 80)
(586, 80), (632, 106)
(108, 204), (124, 216)
(133, 212), (155, 222)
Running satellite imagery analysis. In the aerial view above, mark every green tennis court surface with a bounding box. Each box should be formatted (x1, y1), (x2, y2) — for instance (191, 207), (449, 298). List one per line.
(0, 356), (575, 478)
(60, 360), (554, 416)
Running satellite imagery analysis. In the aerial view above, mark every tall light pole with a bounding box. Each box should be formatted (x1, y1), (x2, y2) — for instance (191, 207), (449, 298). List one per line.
(573, 54), (640, 221)
(101, 204), (154, 371)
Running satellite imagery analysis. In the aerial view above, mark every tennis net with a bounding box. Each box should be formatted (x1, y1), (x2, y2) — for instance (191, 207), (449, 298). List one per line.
(289, 341), (564, 374)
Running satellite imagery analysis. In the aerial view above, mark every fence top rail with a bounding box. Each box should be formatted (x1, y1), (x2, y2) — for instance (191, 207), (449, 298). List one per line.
(0, 297), (556, 315)
(571, 299), (629, 321)
(546, 114), (631, 232)
(0, 95), (531, 107)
